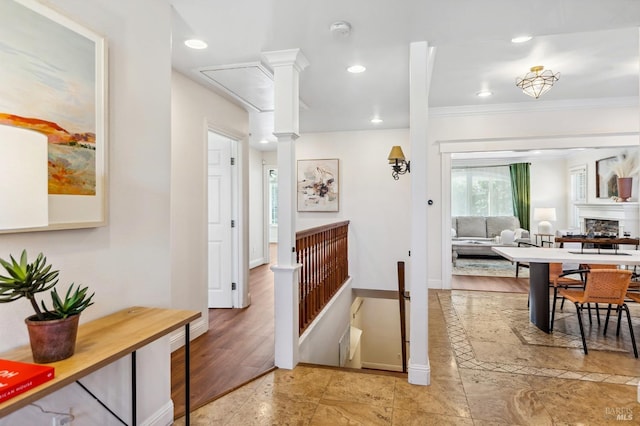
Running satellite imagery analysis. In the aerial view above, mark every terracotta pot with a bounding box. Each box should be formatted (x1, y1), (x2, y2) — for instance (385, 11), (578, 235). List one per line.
(25, 314), (80, 363)
(617, 177), (633, 200)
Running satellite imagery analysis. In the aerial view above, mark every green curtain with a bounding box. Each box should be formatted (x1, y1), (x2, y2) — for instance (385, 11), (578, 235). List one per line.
(509, 163), (530, 231)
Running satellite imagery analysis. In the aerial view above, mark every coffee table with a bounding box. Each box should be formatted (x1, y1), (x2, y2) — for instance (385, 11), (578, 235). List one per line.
(451, 240), (515, 266)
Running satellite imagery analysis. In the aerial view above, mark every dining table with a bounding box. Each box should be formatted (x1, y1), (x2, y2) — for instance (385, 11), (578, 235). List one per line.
(492, 246), (640, 333)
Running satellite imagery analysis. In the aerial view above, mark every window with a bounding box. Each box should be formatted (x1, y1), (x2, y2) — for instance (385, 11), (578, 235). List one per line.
(452, 166), (514, 216)
(269, 169), (278, 225)
(569, 165), (587, 228)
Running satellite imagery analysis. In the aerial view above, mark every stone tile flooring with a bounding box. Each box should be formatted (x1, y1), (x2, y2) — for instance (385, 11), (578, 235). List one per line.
(175, 290), (640, 425)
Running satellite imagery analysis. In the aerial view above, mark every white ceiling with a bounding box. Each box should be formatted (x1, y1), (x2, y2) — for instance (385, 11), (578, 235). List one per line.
(170, 1), (640, 151)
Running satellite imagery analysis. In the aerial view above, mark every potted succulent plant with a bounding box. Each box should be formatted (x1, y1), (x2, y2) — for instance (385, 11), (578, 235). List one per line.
(0, 250), (94, 363)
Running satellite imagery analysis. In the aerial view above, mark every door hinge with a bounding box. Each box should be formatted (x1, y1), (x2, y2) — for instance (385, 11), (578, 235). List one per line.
(231, 219), (236, 228)
(230, 157), (236, 166)
(231, 282), (237, 290)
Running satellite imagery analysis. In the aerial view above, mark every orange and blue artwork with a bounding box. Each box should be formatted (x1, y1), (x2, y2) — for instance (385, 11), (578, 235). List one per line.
(0, 0), (96, 196)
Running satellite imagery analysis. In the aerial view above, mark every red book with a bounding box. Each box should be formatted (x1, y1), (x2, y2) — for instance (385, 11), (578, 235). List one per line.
(0, 359), (55, 403)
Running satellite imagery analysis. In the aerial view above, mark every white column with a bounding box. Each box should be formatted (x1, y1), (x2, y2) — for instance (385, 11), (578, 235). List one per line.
(263, 49), (309, 369)
(408, 41), (434, 386)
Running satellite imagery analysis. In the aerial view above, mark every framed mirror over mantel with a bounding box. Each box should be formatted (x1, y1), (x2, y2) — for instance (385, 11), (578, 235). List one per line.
(0, 0), (107, 234)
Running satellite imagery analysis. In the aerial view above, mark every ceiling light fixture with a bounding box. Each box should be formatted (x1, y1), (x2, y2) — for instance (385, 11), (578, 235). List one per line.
(184, 39), (208, 49)
(370, 117), (383, 124)
(347, 65), (366, 73)
(515, 65), (560, 99)
(476, 90), (492, 98)
(260, 139), (269, 144)
(511, 35), (532, 43)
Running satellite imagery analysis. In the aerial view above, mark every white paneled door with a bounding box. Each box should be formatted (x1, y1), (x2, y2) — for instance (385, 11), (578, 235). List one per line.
(208, 132), (234, 308)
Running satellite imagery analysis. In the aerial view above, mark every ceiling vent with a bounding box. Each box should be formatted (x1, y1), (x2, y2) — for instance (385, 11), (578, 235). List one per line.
(198, 62), (274, 112)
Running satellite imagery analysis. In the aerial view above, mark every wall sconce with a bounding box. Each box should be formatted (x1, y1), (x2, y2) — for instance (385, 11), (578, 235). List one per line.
(388, 146), (410, 180)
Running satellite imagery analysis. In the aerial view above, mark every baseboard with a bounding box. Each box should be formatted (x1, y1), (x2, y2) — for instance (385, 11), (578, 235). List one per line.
(140, 399), (174, 426)
(250, 258), (266, 269)
(408, 360), (431, 385)
(361, 362), (403, 372)
(170, 316), (207, 352)
(428, 278), (443, 289)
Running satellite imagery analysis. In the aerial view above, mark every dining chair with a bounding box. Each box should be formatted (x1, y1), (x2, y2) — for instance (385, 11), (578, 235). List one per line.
(579, 264), (619, 324)
(549, 263), (587, 332)
(558, 269), (637, 358)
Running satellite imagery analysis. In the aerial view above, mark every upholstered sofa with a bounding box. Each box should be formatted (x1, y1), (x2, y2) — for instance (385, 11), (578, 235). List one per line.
(452, 216), (530, 257)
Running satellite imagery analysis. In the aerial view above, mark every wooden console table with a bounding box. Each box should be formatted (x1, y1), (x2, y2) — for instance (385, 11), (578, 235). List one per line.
(555, 236), (639, 253)
(0, 306), (200, 425)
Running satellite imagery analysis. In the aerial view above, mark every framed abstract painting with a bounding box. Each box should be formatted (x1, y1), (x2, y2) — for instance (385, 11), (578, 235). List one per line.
(596, 156), (618, 198)
(0, 0), (107, 233)
(297, 159), (339, 212)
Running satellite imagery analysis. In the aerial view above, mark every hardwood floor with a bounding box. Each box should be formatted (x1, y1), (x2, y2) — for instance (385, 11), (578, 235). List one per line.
(451, 274), (530, 293)
(171, 247), (276, 419)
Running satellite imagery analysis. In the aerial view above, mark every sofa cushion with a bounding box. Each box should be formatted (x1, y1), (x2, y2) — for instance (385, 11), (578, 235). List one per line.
(456, 216), (487, 238)
(486, 216), (521, 238)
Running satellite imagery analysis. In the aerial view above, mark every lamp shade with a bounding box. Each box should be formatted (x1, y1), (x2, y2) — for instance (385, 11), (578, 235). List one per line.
(533, 208), (556, 222)
(388, 146), (406, 162)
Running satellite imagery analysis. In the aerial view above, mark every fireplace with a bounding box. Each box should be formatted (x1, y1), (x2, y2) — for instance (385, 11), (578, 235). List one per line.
(584, 218), (619, 236)
(575, 203), (639, 237)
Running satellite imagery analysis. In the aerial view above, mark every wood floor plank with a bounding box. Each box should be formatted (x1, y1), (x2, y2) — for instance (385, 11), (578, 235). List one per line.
(171, 246), (276, 419)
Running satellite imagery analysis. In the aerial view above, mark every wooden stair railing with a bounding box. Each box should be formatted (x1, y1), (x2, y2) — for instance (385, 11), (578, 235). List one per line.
(296, 221), (350, 335)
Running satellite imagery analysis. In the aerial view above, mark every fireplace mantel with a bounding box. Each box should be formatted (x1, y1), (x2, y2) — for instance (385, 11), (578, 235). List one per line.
(575, 202), (639, 236)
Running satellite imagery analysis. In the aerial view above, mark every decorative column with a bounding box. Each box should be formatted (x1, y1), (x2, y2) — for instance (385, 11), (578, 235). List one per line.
(408, 41), (434, 386)
(263, 49), (309, 369)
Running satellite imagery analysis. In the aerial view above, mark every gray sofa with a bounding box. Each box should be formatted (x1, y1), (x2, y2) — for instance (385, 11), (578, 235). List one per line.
(452, 216), (529, 257)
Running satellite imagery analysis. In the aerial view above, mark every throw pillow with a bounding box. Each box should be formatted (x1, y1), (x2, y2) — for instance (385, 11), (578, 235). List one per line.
(451, 228), (457, 238)
(500, 229), (515, 245)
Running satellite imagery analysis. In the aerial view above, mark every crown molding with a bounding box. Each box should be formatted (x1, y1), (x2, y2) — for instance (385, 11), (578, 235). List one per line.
(429, 96), (639, 117)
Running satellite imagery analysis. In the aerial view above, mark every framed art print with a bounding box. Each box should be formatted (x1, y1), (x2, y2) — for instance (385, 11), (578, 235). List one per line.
(0, 0), (107, 233)
(596, 156), (618, 198)
(297, 159), (339, 212)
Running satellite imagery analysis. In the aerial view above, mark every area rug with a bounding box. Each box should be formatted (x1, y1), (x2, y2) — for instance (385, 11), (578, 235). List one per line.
(453, 257), (528, 278)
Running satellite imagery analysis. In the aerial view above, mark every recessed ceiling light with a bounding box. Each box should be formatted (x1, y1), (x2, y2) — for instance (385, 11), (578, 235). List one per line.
(260, 139), (269, 144)
(476, 90), (492, 98)
(511, 35), (532, 43)
(185, 39), (208, 49)
(347, 65), (366, 73)
(370, 117), (383, 124)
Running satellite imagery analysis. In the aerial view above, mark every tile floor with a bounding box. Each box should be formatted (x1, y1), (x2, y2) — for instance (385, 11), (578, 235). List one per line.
(175, 289), (640, 425)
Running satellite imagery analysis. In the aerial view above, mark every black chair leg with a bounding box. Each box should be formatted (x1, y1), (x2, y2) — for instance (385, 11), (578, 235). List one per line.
(550, 286), (559, 332)
(616, 306), (623, 337)
(604, 303), (612, 335)
(575, 303), (588, 355)
(595, 303), (600, 325)
(622, 304), (638, 358)
(515, 262), (520, 278)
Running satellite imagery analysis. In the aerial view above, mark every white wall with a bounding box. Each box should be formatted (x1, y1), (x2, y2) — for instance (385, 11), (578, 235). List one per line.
(530, 158), (568, 234)
(249, 148), (265, 268)
(296, 129), (411, 291)
(1, 1), (174, 424)
(171, 71), (249, 324)
(298, 280), (353, 366)
(360, 298), (403, 371)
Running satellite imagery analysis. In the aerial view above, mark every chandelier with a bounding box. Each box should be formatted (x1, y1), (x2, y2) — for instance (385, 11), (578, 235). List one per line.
(515, 65), (560, 99)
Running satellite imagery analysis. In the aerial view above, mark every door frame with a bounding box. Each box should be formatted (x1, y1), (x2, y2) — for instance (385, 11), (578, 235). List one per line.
(263, 164), (277, 265)
(206, 126), (245, 308)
